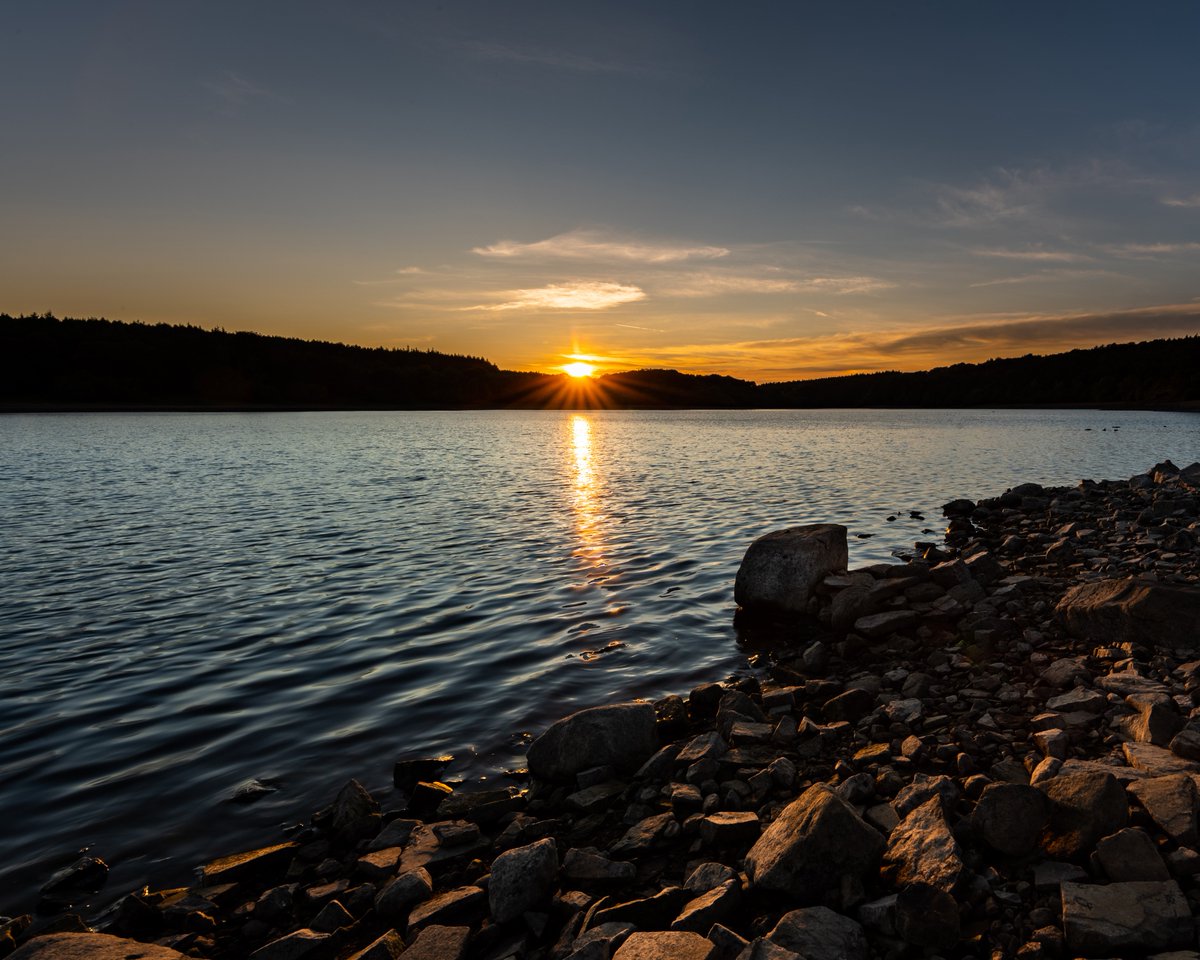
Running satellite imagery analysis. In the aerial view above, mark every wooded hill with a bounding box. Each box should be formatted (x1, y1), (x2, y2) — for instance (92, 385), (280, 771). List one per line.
(2, 314), (1197, 409)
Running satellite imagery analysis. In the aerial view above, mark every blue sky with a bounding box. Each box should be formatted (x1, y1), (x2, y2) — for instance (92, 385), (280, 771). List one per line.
(3, 1), (1199, 378)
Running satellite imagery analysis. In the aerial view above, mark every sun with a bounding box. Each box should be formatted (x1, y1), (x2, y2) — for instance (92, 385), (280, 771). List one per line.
(562, 361), (596, 378)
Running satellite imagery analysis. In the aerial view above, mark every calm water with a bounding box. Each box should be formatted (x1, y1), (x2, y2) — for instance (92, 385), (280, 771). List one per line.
(1, 408), (1197, 913)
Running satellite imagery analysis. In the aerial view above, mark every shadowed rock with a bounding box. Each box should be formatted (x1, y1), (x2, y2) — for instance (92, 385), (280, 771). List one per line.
(735, 524), (847, 616)
(1057, 579), (1200, 648)
(1039, 771), (1127, 860)
(488, 837), (558, 923)
(11, 933), (186, 959)
(527, 702), (658, 780)
(1061, 880), (1191, 954)
(766, 907), (868, 960)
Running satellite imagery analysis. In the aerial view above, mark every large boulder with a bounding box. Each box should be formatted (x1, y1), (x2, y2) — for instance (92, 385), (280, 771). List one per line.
(527, 702), (658, 781)
(745, 784), (884, 907)
(735, 525), (847, 616)
(11, 934), (186, 959)
(1039, 771), (1128, 860)
(766, 907), (868, 960)
(1061, 880), (1192, 954)
(1056, 579), (1200, 648)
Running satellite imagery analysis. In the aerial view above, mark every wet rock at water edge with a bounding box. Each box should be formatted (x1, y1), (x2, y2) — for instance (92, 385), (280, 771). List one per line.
(734, 524), (848, 616)
(527, 702), (659, 780)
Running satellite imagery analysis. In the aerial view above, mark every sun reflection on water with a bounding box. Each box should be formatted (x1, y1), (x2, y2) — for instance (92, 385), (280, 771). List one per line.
(569, 414), (604, 569)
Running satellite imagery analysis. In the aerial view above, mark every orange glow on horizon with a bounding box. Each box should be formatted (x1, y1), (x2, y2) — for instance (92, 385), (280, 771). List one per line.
(562, 361), (596, 378)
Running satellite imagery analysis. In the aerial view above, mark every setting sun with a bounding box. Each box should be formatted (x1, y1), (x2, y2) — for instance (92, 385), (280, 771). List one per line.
(563, 361), (596, 378)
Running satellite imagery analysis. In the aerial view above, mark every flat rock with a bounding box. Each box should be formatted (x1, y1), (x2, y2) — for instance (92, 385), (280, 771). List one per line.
(562, 847), (635, 882)
(767, 906), (868, 960)
(745, 783), (884, 907)
(611, 930), (716, 960)
(1057, 578), (1200, 649)
(198, 842), (297, 886)
(1095, 827), (1170, 882)
(1124, 742), (1200, 777)
(401, 925), (471, 960)
(1128, 775), (1199, 846)
(11, 933), (186, 959)
(1061, 880), (1192, 954)
(698, 811), (760, 846)
(250, 929), (331, 960)
(671, 879), (741, 933)
(527, 702), (659, 780)
(734, 524), (848, 615)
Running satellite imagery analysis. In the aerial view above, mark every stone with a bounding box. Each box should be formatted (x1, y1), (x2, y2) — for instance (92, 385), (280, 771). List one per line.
(488, 837), (558, 923)
(611, 812), (674, 854)
(331, 778), (380, 843)
(678, 731), (728, 764)
(1122, 693), (1184, 746)
(1170, 723), (1200, 761)
(345, 931), (406, 960)
(1095, 827), (1170, 882)
(1057, 578), (1200, 648)
(1128, 775), (1199, 846)
(854, 610), (918, 639)
(1124, 742), (1200, 776)
(593, 888), (691, 930)
(830, 574), (878, 633)
(1033, 861), (1087, 891)
(1047, 687), (1107, 713)
(562, 847), (636, 882)
(310, 899), (353, 932)
(895, 882), (960, 949)
(368, 817), (419, 852)
(1061, 880), (1192, 954)
(1040, 658), (1090, 689)
(11, 933), (186, 959)
(250, 929), (331, 960)
(745, 784), (884, 906)
(1039, 771), (1128, 860)
(767, 906), (869, 960)
(736, 941), (803, 960)
(972, 782), (1051, 857)
(685, 861), (738, 893)
(374, 867), (433, 922)
(698, 811), (760, 846)
(822, 688), (876, 723)
(884, 796), (966, 894)
(893, 773), (958, 817)
(393, 755), (453, 792)
(734, 524), (848, 615)
(671, 879), (741, 933)
(39, 856), (109, 900)
(612, 931), (716, 960)
(402, 925), (470, 960)
(527, 702), (659, 780)
(407, 885), (485, 931)
(199, 842), (297, 886)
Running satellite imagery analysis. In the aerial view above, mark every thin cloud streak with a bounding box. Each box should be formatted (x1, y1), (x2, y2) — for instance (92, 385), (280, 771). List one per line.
(469, 281), (646, 311)
(972, 247), (1091, 263)
(473, 230), (729, 264)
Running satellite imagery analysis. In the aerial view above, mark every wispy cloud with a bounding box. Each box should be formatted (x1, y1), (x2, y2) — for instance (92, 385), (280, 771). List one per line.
(470, 281), (646, 311)
(203, 70), (277, 112)
(972, 247), (1091, 263)
(1163, 194), (1200, 208)
(473, 230), (729, 264)
(1103, 241), (1200, 259)
(461, 41), (648, 76)
(968, 268), (1120, 288)
(654, 271), (893, 297)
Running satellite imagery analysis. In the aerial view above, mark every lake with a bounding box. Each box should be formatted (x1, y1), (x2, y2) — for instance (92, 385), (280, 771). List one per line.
(1, 407), (1197, 913)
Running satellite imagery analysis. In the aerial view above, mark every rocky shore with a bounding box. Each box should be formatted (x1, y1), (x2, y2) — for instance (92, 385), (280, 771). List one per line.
(6, 460), (1200, 960)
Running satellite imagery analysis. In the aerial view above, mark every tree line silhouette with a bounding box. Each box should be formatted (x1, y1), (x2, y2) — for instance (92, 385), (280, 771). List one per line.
(2, 313), (1196, 409)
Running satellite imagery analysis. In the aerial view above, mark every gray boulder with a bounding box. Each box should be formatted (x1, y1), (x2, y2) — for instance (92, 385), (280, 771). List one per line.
(488, 837), (558, 923)
(735, 524), (847, 615)
(1057, 579), (1200, 648)
(767, 906), (868, 960)
(1061, 880), (1192, 954)
(745, 783), (883, 907)
(527, 702), (658, 780)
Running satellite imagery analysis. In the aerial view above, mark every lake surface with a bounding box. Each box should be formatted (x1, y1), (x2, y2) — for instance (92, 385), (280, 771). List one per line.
(1, 408), (1197, 913)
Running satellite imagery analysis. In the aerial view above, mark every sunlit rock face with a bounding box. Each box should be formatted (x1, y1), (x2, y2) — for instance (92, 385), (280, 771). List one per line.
(734, 524), (848, 616)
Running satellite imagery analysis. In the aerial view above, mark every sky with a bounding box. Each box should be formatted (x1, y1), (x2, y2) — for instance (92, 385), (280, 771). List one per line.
(2, 1), (1199, 381)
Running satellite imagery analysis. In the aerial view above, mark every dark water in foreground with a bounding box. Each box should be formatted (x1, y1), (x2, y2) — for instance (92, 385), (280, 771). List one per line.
(1, 408), (1197, 913)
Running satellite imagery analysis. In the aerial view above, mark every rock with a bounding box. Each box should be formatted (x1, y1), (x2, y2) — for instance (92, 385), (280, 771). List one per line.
(1095, 827), (1170, 881)
(853, 610), (918, 639)
(310, 899), (353, 932)
(736, 940), (803, 960)
(745, 784), (884, 906)
(1040, 658), (1090, 689)
(684, 861), (738, 894)
(368, 817), (420, 852)
(402, 925), (471, 960)
(1121, 692), (1184, 746)
(612, 931), (716, 960)
(1128, 775), (1199, 846)
(489, 837), (558, 923)
(1061, 880), (1192, 954)
(1057, 579), (1200, 648)
(527, 702), (659, 780)
(593, 888), (691, 930)
(894, 883), (960, 949)
(250, 929), (331, 960)
(698, 812), (760, 846)
(671, 879), (741, 933)
(610, 812), (674, 854)
(393, 755), (453, 792)
(39, 856), (109, 900)
(11, 933), (186, 959)
(830, 574), (878, 633)
(408, 885), (485, 931)
(883, 796), (966, 894)
(972, 783), (1050, 857)
(893, 773), (958, 817)
(345, 931), (406, 960)
(1039, 771), (1128, 860)
(766, 906), (868, 960)
(374, 866), (433, 923)
(331, 778), (380, 843)
(1170, 722), (1200, 761)
(1033, 861), (1087, 891)
(1047, 688), (1107, 713)
(1124, 742), (1200, 776)
(734, 524), (848, 615)
(562, 847), (635, 882)
(823, 688), (875, 723)
(199, 842), (297, 886)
